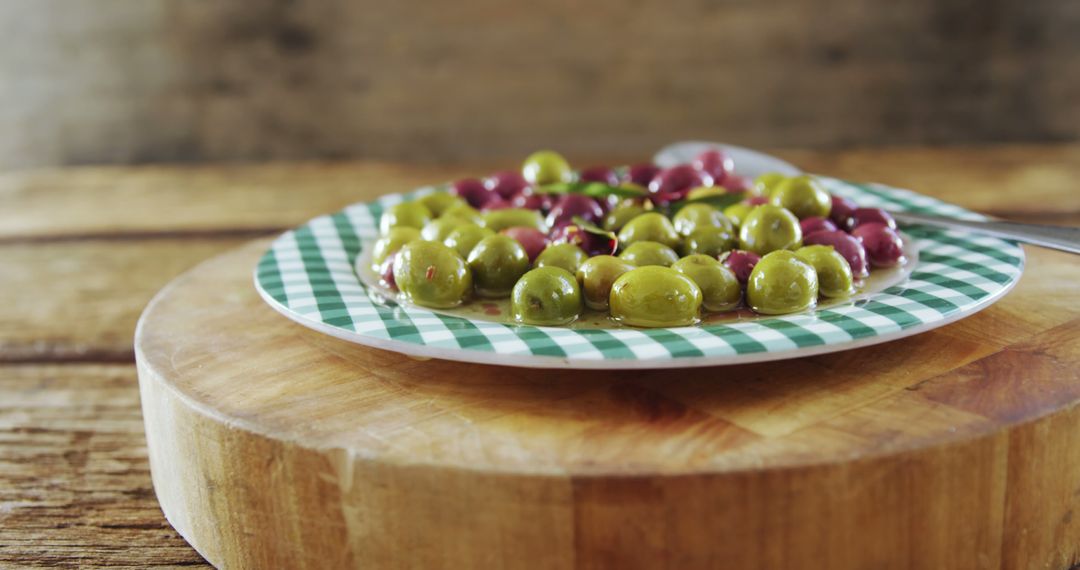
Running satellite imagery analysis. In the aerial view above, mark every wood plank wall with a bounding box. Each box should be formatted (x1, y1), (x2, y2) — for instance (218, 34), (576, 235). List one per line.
(0, 0), (1077, 168)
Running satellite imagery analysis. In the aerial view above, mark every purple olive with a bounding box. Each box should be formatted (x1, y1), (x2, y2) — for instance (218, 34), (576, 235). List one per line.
(800, 216), (838, 236)
(451, 178), (491, 208)
(501, 227), (549, 262)
(380, 253), (398, 290)
(722, 174), (752, 193)
(829, 194), (857, 228)
(545, 194), (604, 228)
(747, 195), (769, 206)
(549, 224), (618, 256)
(578, 166), (620, 186)
(511, 188), (553, 213)
(626, 163), (661, 187)
(846, 207), (898, 232)
(851, 223), (905, 267)
(485, 171), (529, 200)
(804, 230), (869, 278)
(719, 249), (761, 285)
(692, 149), (734, 183)
(481, 197), (513, 211)
(649, 165), (713, 204)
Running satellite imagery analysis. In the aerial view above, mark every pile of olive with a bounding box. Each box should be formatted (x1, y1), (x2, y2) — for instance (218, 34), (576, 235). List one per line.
(365, 150), (905, 328)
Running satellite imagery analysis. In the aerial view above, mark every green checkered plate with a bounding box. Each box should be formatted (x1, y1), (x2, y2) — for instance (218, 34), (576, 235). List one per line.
(254, 177), (1024, 369)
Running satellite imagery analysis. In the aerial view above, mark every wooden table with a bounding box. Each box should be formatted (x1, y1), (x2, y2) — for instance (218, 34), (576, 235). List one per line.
(1, 145), (1078, 568)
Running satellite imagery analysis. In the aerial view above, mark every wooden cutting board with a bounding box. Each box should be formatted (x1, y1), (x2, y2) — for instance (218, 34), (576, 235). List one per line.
(135, 239), (1080, 570)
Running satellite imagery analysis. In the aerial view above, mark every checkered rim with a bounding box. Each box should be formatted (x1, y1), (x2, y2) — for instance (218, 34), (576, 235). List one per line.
(254, 177), (1024, 367)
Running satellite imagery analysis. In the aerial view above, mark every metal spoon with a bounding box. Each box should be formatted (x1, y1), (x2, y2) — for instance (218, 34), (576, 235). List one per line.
(653, 140), (1080, 255)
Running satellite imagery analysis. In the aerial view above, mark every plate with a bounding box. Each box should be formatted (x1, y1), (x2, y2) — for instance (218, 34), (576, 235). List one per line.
(254, 177), (1024, 369)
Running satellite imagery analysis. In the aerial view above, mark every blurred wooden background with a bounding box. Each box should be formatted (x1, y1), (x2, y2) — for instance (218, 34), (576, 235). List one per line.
(0, 0), (1077, 169)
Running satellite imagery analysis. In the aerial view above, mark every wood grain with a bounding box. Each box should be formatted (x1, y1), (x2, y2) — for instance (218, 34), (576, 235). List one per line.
(134, 239), (1080, 568)
(0, 239), (246, 362)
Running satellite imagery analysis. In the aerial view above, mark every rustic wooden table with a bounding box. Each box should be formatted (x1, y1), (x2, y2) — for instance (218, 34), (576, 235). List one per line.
(1, 145), (1078, 568)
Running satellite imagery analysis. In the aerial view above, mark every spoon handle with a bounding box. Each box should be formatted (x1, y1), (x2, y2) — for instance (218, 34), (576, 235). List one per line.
(891, 211), (1080, 255)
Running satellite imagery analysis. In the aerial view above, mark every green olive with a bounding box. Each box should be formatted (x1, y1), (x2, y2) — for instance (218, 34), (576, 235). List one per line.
(481, 208), (547, 232)
(535, 243), (589, 275)
(685, 186), (726, 201)
(392, 241), (473, 309)
(370, 227), (421, 270)
(745, 250), (819, 315)
(511, 267), (582, 326)
(603, 203), (648, 232)
(769, 175), (831, 219)
(609, 266), (703, 327)
(795, 245), (854, 298)
(738, 204), (802, 255)
(522, 150), (572, 186)
(443, 224), (494, 259)
(723, 202), (756, 228)
(420, 216), (469, 242)
(753, 173), (787, 198)
(441, 203), (484, 225)
(617, 212), (681, 249)
(672, 255), (741, 312)
(379, 201), (433, 235)
(618, 241), (680, 267)
(575, 255), (635, 310)
(466, 235), (530, 298)
(682, 226), (737, 257)
(672, 203), (734, 236)
(417, 191), (465, 217)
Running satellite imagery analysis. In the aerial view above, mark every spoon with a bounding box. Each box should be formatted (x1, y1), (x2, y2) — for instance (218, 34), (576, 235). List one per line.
(653, 141), (1080, 255)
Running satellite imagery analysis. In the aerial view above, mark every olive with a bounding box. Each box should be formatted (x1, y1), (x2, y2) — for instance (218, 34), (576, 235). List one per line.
(745, 250), (819, 315)
(546, 194), (604, 228)
(522, 150), (572, 186)
(795, 245), (855, 298)
(721, 174), (752, 192)
(481, 208), (547, 232)
(511, 267), (582, 326)
(466, 235), (530, 298)
(535, 243), (589, 275)
(379, 201), (433, 235)
(501, 226), (549, 261)
(481, 197), (513, 211)
(799, 216), (838, 236)
(417, 191), (464, 217)
(420, 216), (469, 242)
(672, 203), (734, 236)
(578, 166), (620, 185)
(738, 204), (802, 255)
(603, 203), (648, 232)
(618, 241), (680, 267)
(649, 165), (711, 204)
(451, 178), (492, 209)
(753, 173), (787, 197)
(485, 171), (529, 199)
(609, 266), (703, 327)
(719, 249), (761, 285)
(576, 255), (635, 310)
(685, 186), (726, 202)
(682, 226), (737, 257)
(722, 201), (756, 228)
(829, 194), (858, 228)
(851, 223), (906, 267)
(549, 224), (618, 256)
(769, 175), (831, 219)
(803, 230), (869, 278)
(441, 203), (484, 225)
(617, 212), (681, 249)
(370, 226), (421, 270)
(625, 163), (661, 187)
(846, 207), (898, 232)
(672, 255), (741, 312)
(443, 224), (495, 259)
(692, 149), (734, 182)
(511, 189), (554, 212)
(392, 241), (473, 309)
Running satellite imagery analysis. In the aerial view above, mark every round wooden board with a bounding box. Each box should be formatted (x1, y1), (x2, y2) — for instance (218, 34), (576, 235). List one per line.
(136, 239), (1080, 569)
